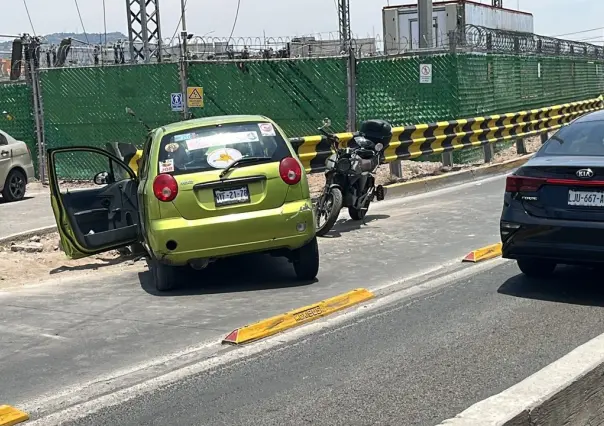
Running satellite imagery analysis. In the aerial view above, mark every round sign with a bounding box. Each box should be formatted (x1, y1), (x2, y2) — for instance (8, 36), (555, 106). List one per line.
(421, 65), (431, 75)
(207, 148), (243, 169)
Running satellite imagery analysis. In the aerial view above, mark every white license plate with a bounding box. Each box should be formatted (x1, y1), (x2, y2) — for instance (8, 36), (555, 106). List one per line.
(214, 186), (250, 206)
(568, 190), (604, 207)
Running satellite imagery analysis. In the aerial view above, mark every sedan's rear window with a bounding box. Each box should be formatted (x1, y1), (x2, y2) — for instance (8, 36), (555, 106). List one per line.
(157, 121), (290, 175)
(539, 120), (604, 157)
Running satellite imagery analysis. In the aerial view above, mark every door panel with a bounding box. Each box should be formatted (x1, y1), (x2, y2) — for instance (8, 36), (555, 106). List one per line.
(0, 132), (10, 188)
(48, 147), (140, 259)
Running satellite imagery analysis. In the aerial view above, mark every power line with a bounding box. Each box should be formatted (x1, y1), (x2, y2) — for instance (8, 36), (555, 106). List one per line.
(552, 27), (604, 38)
(170, 0), (187, 46)
(227, 0), (242, 44)
(74, 0), (89, 44)
(22, 0), (37, 35)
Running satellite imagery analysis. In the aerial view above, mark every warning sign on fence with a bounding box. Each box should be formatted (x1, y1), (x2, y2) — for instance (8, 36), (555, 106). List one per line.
(187, 86), (204, 108)
(419, 64), (432, 84)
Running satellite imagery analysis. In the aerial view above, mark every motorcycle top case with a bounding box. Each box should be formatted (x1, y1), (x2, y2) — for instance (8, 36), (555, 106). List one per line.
(359, 119), (393, 145)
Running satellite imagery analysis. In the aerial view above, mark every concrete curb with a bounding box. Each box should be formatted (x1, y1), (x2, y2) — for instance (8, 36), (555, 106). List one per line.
(383, 154), (534, 198)
(0, 226), (57, 246)
(437, 331), (604, 425)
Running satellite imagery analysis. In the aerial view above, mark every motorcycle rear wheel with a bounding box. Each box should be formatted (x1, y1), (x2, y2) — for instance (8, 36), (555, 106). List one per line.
(348, 199), (370, 220)
(315, 188), (343, 237)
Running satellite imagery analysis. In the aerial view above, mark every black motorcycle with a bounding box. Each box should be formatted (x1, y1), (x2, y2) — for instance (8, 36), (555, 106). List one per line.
(314, 118), (392, 237)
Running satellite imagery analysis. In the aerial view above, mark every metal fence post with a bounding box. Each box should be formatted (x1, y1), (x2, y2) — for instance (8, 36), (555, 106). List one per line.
(346, 49), (356, 132)
(515, 138), (527, 155)
(540, 131), (549, 144)
(483, 143), (494, 163)
(28, 60), (46, 182)
(441, 31), (456, 169)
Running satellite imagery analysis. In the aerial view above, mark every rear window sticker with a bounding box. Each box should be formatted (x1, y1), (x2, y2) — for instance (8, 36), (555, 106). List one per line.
(173, 133), (194, 142)
(207, 148), (243, 169)
(165, 142), (180, 153)
(159, 158), (175, 173)
(258, 123), (276, 137)
(187, 132), (260, 152)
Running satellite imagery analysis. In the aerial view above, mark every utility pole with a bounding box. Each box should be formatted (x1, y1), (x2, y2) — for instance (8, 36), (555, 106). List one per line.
(125, 0), (163, 63)
(418, 0), (433, 49)
(338, 0), (351, 53)
(179, 0), (189, 119)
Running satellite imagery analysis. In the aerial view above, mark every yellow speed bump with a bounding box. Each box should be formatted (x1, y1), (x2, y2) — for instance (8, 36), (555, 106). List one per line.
(0, 405), (28, 426)
(222, 288), (375, 345)
(463, 242), (503, 263)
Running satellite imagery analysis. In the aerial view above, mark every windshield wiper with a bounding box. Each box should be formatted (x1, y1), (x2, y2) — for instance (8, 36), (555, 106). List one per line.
(219, 156), (272, 179)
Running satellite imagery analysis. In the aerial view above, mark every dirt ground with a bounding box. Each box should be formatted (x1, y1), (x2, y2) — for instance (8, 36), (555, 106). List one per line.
(0, 233), (144, 289)
(5, 136), (542, 287)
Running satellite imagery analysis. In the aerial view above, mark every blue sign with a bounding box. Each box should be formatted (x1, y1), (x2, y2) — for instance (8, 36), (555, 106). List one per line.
(171, 93), (184, 112)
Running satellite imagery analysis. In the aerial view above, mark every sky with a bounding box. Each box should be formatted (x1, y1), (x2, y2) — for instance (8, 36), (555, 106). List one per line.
(2, 0), (604, 44)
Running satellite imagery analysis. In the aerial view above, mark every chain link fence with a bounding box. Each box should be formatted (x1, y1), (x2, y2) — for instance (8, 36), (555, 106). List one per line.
(188, 57), (348, 137)
(39, 63), (181, 178)
(3, 25), (604, 178)
(0, 81), (36, 162)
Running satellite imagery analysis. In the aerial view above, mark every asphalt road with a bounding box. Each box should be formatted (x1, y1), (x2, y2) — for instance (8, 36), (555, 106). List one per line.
(60, 260), (604, 426)
(2, 174), (506, 416)
(0, 186), (52, 238)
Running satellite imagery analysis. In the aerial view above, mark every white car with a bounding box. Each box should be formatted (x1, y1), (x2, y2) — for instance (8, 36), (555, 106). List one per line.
(0, 129), (35, 202)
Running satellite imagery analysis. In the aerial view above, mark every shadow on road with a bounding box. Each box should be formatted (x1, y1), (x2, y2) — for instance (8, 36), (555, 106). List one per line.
(319, 214), (390, 239)
(140, 253), (317, 296)
(498, 265), (604, 307)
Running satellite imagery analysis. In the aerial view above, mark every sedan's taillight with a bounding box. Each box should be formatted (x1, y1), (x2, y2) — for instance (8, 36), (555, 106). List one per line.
(279, 157), (302, 185)
(153, 174), (178, 202)
(505, 175), (546, 193)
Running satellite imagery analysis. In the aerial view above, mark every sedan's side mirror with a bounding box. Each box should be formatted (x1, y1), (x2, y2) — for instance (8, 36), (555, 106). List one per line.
(94, 171), (110, 185)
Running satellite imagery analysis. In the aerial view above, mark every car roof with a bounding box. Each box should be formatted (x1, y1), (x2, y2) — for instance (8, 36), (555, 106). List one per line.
(159, 115), (271, 134)
(572, 109), (604, 123)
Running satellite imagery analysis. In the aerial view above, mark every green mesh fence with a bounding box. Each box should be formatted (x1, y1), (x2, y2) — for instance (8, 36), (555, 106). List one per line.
(454, 52), (604, 164)
(187, 58), (348, 136)
(356, 53), (459, 127)
(40, 63), (181, 179)
(0, 82), (36, 162)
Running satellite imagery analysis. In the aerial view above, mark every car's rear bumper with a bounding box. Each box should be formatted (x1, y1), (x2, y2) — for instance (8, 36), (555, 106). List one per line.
(147, 199), (316, 265)
(24, 163), (35, 182)
(501, 204), (604, 265)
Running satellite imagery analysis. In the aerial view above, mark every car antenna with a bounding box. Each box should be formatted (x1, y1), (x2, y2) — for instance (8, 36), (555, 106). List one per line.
(125, 107), (151, 132)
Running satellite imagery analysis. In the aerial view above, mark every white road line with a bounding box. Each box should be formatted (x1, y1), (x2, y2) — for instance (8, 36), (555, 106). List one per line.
(25, 257), (509, 425)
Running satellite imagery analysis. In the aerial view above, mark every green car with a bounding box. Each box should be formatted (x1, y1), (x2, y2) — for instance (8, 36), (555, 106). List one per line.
(48, 115), (319, 291)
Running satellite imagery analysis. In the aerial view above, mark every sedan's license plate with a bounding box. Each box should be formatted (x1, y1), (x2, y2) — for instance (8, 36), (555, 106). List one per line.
(568, 190), (604, 207)
(214, 186), (250, 206)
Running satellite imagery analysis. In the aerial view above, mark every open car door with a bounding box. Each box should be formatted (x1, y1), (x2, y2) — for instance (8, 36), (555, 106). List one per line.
(47, 146), (140, 260)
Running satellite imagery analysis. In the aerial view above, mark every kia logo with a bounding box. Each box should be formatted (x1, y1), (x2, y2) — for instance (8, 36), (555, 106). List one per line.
(576, 168), (595, 179)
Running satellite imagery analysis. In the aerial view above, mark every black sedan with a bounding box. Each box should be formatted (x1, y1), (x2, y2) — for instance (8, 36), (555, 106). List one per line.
(501, 110), (604, 278)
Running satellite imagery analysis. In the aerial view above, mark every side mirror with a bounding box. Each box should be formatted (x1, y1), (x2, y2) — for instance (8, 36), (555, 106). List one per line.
(94, 171), (110, 185)
(375, 143), (384, 152)
(321, 118), (332, 129)
(125, 107), (135, 116)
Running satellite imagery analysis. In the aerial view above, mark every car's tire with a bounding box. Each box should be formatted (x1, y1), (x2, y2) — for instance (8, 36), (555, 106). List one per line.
(2, 168), (27, 202)
(148, 257), (178, 292)
(293, 237), (320, 281)
(517, 258), (556, 278)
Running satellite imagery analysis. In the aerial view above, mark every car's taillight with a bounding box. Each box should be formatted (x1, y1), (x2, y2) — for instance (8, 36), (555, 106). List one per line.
(279, 157), (302, 185)
(153, 174), (178, 202)
(505, 175), (546, 193)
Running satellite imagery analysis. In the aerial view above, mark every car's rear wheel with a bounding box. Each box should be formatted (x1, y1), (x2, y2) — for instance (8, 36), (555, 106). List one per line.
(148, 257), (178, 292)
(517, 258), (557, 278)
(2, 169), (26, 202)
(293, 237), (320, 281)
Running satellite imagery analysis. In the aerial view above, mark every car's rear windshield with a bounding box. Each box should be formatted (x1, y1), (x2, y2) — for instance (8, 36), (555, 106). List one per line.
(539, 120), (604, 157)
(158, 121), (290, 175)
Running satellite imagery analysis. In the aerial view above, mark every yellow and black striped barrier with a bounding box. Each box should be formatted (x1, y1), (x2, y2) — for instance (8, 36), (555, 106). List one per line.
(290, 95), (604, 173)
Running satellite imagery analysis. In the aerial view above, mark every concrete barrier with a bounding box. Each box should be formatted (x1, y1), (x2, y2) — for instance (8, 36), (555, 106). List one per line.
(437, 332), (604, 425)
